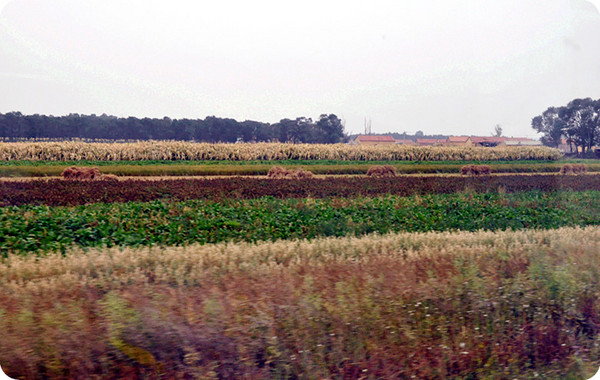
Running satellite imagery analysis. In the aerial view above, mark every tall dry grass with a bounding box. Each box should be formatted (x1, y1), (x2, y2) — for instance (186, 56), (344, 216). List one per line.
(3, 225), (598, 287)
(0, 227), (599, 378)
(0, 141), (563, 161)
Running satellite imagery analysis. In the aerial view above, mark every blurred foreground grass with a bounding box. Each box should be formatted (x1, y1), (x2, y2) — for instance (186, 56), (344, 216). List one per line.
(0, 226), (599, 378)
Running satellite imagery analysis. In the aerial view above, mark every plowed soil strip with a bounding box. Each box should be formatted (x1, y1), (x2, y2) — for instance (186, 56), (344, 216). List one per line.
(2, 174), (600, 206)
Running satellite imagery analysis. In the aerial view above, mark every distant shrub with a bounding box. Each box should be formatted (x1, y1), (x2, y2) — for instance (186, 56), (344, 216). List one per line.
(367, 165), (397, 178)
(461, 165), (491, 176)
(560, 164), (587, 175)
(61, 166), (102, 180)
(267, 166), (313, 179)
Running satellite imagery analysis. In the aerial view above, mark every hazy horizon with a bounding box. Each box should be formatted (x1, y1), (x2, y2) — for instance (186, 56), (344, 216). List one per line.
(2, 1), (600, 138)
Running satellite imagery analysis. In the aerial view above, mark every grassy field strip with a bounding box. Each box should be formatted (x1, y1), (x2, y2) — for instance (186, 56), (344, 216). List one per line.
(4, 162), (600, 178)
(9, 158), (590, 166)
(1, 226), (599, 378)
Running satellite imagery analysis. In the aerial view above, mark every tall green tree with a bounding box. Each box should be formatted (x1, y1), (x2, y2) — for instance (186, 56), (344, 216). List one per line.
(532, 98), (600, 155)
(316, 114), (345, 143)
(531, 107), (565, 148)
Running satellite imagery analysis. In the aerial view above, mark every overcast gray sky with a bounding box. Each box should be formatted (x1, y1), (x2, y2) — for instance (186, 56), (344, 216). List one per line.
(1, 0), (600, 137)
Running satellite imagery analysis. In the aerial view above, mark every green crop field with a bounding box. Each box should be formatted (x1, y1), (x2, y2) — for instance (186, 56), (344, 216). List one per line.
(2, 191), (600, 256)
(2, 158), (600, 178)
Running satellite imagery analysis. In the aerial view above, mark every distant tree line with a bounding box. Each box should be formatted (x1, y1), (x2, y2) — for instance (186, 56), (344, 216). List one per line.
(532, 98), (600, 155)
(0, 112), (346, 143)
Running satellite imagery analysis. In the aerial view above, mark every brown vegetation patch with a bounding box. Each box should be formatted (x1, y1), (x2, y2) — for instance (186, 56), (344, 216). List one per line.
(366, 165), (397, 178)
(559, 163), (587, 175)
(61, 166), (102, 180)
(267, 166), (314, 179)
(461, 165), (491, 176)
(3, 174), (600, 207)
(61, 166), (119, 181)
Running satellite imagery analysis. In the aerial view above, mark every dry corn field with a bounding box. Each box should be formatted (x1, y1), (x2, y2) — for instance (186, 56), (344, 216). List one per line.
(0, 141), (563, 161)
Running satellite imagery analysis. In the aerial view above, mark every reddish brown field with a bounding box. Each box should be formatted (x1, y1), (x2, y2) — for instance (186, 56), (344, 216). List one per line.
(1, 173), (599, 206)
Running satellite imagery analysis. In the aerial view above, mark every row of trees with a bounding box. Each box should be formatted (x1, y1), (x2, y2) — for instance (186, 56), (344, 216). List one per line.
(532, 98), (600, 155)
(0, 112), (346, 144)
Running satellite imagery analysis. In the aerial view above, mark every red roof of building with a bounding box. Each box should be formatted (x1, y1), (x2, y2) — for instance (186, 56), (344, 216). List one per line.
(355, 135), (396, 142)
(395, 139), (415, 144)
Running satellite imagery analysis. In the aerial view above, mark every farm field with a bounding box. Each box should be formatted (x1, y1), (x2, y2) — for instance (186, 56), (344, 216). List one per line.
(1, 142), (599, 379)
(2, 159), (600, 177)
(2, 191), (600, 255)
(1, 227), (599, 379)
(2, 173), (600, 206)
(0, 141), (563, 161)
(0, 142), (572, 178)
